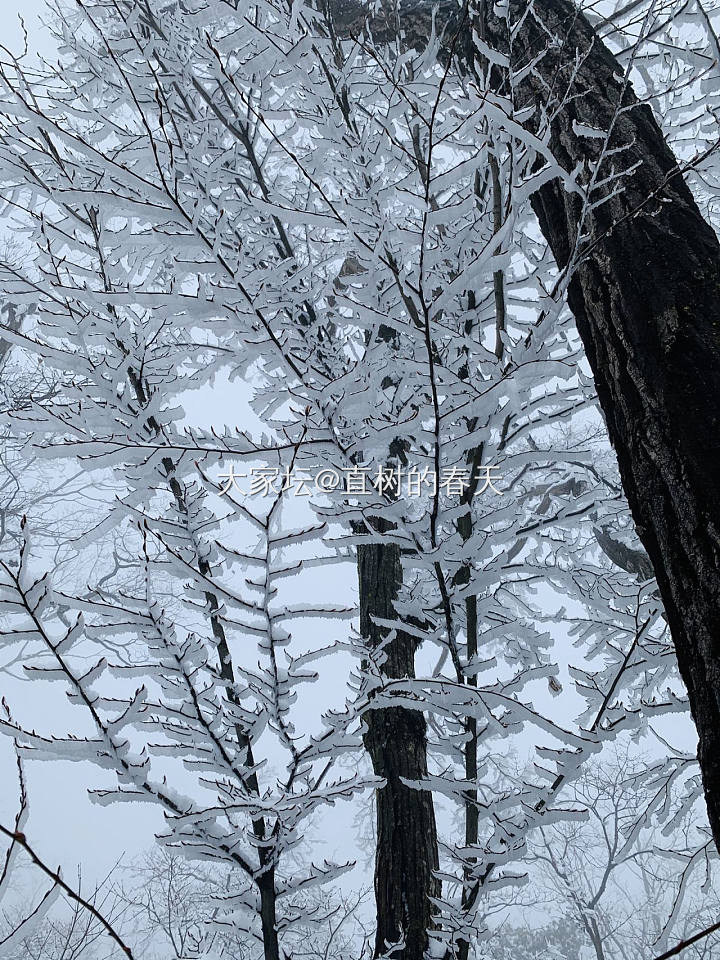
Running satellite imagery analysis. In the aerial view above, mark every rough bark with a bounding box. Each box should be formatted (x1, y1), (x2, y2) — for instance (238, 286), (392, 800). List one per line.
(497, 0), (720, 850)
(329, 0), (720, 853)
(358, 524), (441, 960)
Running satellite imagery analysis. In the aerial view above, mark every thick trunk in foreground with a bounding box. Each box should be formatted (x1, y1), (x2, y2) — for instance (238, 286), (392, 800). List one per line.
(331, 0), (720, 851)
(358, 543), (440, 960)
(358, 528), (440, 960)
(497, 0), (720, 848)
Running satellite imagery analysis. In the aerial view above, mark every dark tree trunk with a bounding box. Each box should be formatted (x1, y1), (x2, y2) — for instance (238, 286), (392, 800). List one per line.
(330, 0), (720, 853)
(495, 0), (720, 849)
(358, 527), (441, 960)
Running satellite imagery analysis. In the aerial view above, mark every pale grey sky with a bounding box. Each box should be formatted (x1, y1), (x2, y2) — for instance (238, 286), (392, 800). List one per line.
(1, 0), (58, 61)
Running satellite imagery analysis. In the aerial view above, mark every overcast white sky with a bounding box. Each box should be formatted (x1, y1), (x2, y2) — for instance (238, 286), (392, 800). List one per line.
(2, 0), (58, 61)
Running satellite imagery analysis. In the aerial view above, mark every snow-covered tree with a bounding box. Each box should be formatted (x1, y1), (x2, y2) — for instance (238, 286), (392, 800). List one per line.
(0, 1), (718, 958)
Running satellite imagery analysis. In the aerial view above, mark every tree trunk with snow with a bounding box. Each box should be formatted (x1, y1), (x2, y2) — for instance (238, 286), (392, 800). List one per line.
(358, 525), (440, 960)
(330, 0), (720, 858)
(497, 0), (720, 853)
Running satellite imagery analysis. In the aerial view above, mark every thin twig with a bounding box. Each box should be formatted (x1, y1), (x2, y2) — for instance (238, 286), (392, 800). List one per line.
(0, 822), (135, 958)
